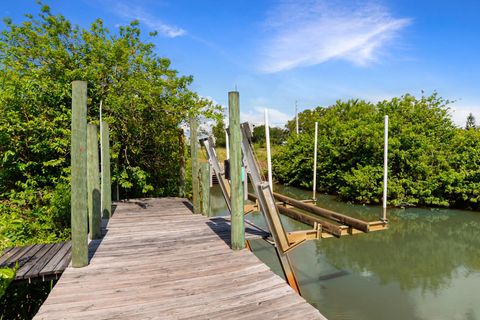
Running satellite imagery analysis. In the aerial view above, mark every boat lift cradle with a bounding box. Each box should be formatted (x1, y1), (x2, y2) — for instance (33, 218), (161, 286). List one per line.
(200, 122), (388, 293)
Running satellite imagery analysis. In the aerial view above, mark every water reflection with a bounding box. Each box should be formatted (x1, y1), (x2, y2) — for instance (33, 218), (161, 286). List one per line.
(209, 184), (480, 319)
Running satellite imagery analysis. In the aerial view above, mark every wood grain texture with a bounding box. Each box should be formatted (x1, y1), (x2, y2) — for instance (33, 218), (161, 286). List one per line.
(34, 198), (326, 320)
(0, 242), (72, 280)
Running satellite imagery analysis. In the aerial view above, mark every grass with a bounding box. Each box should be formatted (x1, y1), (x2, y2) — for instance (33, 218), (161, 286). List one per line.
(200, 144), (280, 175)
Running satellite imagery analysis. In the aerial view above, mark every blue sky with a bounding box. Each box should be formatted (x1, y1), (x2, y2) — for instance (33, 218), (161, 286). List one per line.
(3, 0), (480, 126)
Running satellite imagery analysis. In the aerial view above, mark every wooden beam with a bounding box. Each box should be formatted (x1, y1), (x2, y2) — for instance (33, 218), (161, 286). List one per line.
(87, 124), (101, 240)
(200, 163), (211, 216)
(190, 117), (200, 214)
(248, 193), (342, 237)
(229, 91), (245, 250)
(273, 192), (370, 232)
(101, 121), (111, 219)
(71, 80), (88, 267)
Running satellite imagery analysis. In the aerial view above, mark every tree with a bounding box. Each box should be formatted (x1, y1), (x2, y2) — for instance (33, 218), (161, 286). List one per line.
(0, 3), (220, 249)
(252, 125), (287, 146)
(211, 116), (226, 147)
(465, 113), (476, 130)
(273, 93), (480, 209)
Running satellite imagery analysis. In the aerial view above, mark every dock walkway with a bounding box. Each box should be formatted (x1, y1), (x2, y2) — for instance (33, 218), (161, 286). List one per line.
(34, 198), (325, 319)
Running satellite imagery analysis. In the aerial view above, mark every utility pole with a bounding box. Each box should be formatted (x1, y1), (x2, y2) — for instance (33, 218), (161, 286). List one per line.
(295, 100), (299, 135)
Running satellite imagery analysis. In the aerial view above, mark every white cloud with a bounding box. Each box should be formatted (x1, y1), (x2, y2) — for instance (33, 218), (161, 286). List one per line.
(114, 3), (186, 38)
(241, 107), (291, 127)
(260, 0), (411, 73)
(449, 104), (479, 128)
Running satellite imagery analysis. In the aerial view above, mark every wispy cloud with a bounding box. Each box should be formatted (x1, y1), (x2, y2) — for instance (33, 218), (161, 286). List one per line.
(260, 0), (411, 73)
(114, 3), (186, 38)
(241, 106), (291, 127)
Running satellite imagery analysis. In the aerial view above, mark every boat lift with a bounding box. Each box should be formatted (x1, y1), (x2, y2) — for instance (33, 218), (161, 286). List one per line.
(200, 122), (388, 294)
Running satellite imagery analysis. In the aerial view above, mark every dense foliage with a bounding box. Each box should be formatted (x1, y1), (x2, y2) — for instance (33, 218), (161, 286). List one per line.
(0, 279), (54, 319)
(0, 267), (15, 299)
(252, 125), (287, 147)
(274, 94), (480, 209)
(0, 3), (218, 250)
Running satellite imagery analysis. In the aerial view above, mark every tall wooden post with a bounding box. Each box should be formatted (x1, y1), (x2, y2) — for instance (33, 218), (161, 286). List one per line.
(190, 117), (200, 214)
(101, 121), (111, 219)
(87, 124), (102, 240)
(71, 81), (88, 267)
(229, 91), (245, 250)
(178, 128), (186, 198)
(200, 163), (211, 216)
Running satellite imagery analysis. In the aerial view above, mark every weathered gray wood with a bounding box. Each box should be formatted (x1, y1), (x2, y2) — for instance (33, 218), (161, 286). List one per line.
(0, 242), (72, 280)
(190, 117), (200, 214)
(25, 243), (63, 279)
(178, 128), (186, 197)
(39, 242), (71, 276)
(87, 124), (102, 239)
(101, 121), (112, 219)
(229, 91), (245, 250)
(0, 246), (21, 265)
(14, 244), (48, 278)
(34, 198), (325, 320)
(71, 80), (88, 268)
(200, 162), (211, 216)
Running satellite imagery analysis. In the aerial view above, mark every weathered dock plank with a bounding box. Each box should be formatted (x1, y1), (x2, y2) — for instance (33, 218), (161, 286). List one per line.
(0, 242), (72, 281)
(34, 198), (326, 319)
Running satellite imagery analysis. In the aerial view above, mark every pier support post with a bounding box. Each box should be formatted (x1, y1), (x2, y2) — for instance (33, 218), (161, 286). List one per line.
(229, 91), (245, 250)
(200, 163), (211, 216)
(190, 116), (200, 214)
(178, 129), (186, 198)
(101, 121), (111, 218)
(87, 124), (102, 240)
(71, 81), (88, 267)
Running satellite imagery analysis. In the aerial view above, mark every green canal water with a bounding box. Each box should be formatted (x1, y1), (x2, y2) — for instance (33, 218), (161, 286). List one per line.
(210, 184), (480, 320)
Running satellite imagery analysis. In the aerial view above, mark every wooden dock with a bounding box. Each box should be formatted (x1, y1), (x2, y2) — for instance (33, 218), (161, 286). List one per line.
(34, 198), (325, 319)
(0, 242), (71, 282)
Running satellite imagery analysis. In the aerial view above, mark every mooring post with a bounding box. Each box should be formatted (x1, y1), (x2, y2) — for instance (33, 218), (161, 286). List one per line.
(200, 162), (211, 216)
(101, 121), (112, 219)
(87, 124), (102, 240)
(178, 128), (186, 197)
(229, 91), (245, 250)
(71, 81), (88, 267)
(382, 115), (389, 221)
(190, 116), (200, 214)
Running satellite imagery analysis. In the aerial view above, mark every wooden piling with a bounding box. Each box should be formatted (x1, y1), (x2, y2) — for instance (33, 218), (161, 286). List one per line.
(71, 80), (88, 267)
(178, 128), (186, 198)
(87, 124), (102, 240)
(200, 163), (211, 216)
(190, 116), (200, 214)
(229, 91), (245, 250)
(101, 121), (111, 219)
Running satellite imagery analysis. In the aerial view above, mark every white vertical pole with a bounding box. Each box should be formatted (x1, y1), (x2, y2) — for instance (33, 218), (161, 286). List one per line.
(313, 122), (318, 200)
(225, 128), (230, 160)
(382, 115), (389, 221)
(265, 109), (273, 192)
(99, 100), (103, 211)
(295, 101), (299, 135)
(244, 163), (248, 200)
